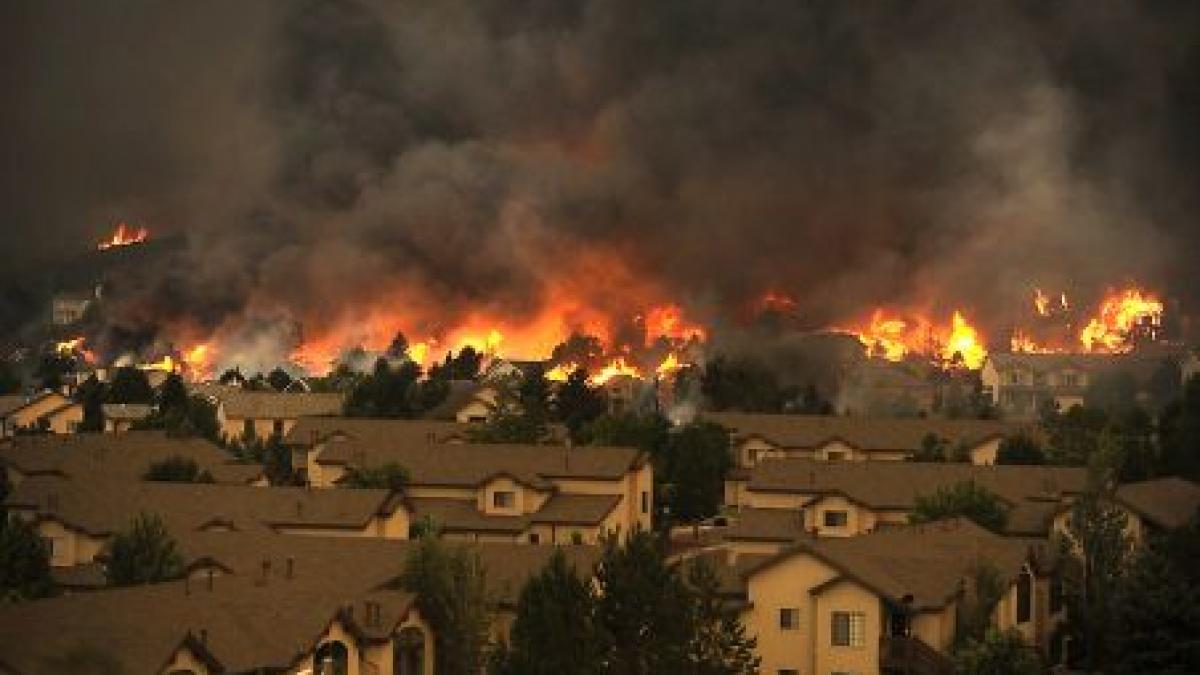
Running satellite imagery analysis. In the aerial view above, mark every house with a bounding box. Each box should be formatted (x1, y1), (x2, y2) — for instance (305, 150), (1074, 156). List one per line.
(304, 432), (653, 544)
(980, 351), (1183, 419)
(0, 390), (83, 436)
(0, 431), (265, 487)
(691, 518), (1059, 674)
(50, 289), (97, 326)
(101, 402), (154, 432)
(422, 379), (500, 423)
(191, 384), (345, 442)
(724, 458), (1087, 539)
(4, 478), (408, 567)
(1052, 476), (1200, 547)
(707, 412), (1033, 468)
(284, 416), (475, 482)
(0, 532), (599, 675)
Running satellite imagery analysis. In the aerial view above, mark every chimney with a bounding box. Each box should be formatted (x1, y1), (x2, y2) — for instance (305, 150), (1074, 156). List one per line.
(285, 557), (295, 579)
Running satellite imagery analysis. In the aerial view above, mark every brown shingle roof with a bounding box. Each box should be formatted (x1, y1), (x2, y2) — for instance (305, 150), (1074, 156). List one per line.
(408, 497), (530, 533)
(723, 507), (809, 542)
(283, 416), (473, 446)
(705, 412), (1031, 452)
(1115, 477), (1200, 530)
(5, 477), (398, 537)
(100, 403), (154, 421)
(747, 518), (1035, 610)
(0, 394), (25, 417)
(422, 380), (492, 420)
(0, 431), (263, 484)
(319, 439), (643, 489)
(530, 493), (622, 525)
(193, 384), (345, 419)
(746, 458), (1086, 511)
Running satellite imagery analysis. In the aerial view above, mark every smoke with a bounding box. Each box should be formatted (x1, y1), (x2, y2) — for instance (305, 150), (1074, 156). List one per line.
(3, 0), (1199, 362)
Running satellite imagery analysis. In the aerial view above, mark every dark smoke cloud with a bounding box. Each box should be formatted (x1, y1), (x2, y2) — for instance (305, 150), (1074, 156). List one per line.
(3, 0), (1199, 355)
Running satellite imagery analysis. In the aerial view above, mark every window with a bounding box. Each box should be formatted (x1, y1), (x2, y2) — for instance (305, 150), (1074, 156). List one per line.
(1050, 573), (1064, 613)
(571, 531), (585, 545)
(823, 511), (849, 528)
(242, 418), (255, 440)
(779, 607), (800, 630)
(41, 537), (62, 560)
(641, 491), (649, 514)
(529, 532), (541, 544)
(777, 670), (799, 675)
(831, 611), (865, 647)
(826, 451), (846, 461)
(1016, 571), (1032, 623)
(272, 419), (285, 437)
(493, 491), (515, 509)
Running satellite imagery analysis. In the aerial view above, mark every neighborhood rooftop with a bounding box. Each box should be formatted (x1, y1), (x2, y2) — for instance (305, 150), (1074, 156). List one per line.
(705, 411), (1032, 451)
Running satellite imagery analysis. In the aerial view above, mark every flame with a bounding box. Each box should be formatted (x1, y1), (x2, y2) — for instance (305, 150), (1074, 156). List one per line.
(55, 336), (98, 364)
(545, 362), (578, 383)
(1034, 289), (1050, 316)
(655, 352), (682, 377)
(590, 357), (641, 385)
(1079, 287), (1163, 352)
(642, 304), (706, 346)
(97, 222), (150, 250)
(941, 311), (987, 369)
(407, 342), (431, 365)
(840, 308), (987, 369)
(139, 355), (178, 373)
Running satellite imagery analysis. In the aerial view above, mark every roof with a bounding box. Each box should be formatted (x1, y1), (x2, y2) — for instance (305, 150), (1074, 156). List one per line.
(5, 477), (399, 537)
(101, 403), (155, 421)
(192, 384), (345, 419)
(985, 350), (1182, 383)
(423, 380), (492, 420)
(0, 390), (71, 419)
(0, 532), (601, 673)
(1114, 477), (1200, 530)
(530, 493), (622, 525)
(723, 507), (810, 542)
(705, 412), (1029, 453)
(319, 439), (643, 490)
(409, 497), (530, 533)
(745, 518), (1036, 611)
(0, 394), (26, 417)
(283, 416), (473, 447)
(745, 458), (1086, 520)
(0, 431), (263, 484)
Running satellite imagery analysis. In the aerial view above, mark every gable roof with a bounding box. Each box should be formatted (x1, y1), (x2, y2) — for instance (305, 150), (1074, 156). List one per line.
(283, 416), (473, 447)
(1114, 477), (1200, 530)
(0, 394), (26, 417)
(0, 533), (601, 674)
(705, 412), (1030, 453)
(0, 431), (263, 484)
(0, 390), (72, 419)
(748, 458), (1084, 506)
(745, 518), (1036, 611)
(5, 477), (399, 537)
(101, 403), (155, 421)
(192, 384), (345, 419)
(423, 380), (493, 420)
(319, 438), (643, 489)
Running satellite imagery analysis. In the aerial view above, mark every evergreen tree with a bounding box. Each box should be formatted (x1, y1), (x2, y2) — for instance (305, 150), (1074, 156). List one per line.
(1059, 487), (1131, 670)
(105, 366), (153, 404)
(952, 628), (1043, 675)
(1158, 376), (1200, 480)
(662, 422), (732, 523)
(1109, 541), (1200, 674)
(686, 556), (760, 674)
(158, 373), (189, 415)
(910, 480), (1009, 533)
(489, 550), (606, 675)
(142, 456), (213, 483)
(401, 537), (492, 675)
(595, 530), (693, 674)
(266, 367), (293, 392)
(0, 514), (56, 601)
(341, 462), (410, 491)
(74, 374), (106, 432)
(0, 361), (21, 395)
(995, 433), (1046, 465)
(912, 433), (949, 462)
(106, 513), (185, 586)
(554, 368), (607, 441)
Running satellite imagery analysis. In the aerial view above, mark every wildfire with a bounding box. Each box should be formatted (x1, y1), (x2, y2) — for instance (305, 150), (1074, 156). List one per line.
(642, 304), (706, 346)
(139, 355), (178, 373)
(590, 357), (641, 385)
(656, 352), (682, 377)
(55, 336), (97, 364)
(840, 308), (988, 369)
(1079, 288), (1163, 353)
(545, 362), (578, 383)
(97, 222), (150, 250)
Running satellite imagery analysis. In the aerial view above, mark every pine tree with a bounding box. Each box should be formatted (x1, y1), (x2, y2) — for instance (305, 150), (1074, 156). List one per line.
(490, 549), (606, 675)
(401, 537), (493, 675)
(106, 513), (184, 586)
(686, 556), (760, 675)
(0, 514), (57, 601)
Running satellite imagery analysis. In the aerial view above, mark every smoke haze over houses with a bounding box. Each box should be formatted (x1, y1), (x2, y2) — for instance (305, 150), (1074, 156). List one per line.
(2, 0), (1199, 366)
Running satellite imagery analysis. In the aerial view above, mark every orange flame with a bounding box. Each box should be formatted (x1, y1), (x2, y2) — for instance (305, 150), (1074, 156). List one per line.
(55, 336), (97, 364)
(655, 352), (682, 378)
(840, 308), (988, 369)
(1079, 287), (1163, 352)
(642, 304), (706, 346)
(139, 355), (178, 373)
(590, 357), (641, 385)
(97, 222), (150, 250)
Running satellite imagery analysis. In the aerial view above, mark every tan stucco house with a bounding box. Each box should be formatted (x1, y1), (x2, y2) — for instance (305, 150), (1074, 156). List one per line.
(191, 384), (345, 443)
(0, 391), (83, 436)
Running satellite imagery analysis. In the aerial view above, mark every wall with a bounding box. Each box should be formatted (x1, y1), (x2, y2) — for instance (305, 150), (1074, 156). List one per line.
(804, 494), (874, 537)
(970, 438), (1003, 466)
(744, 552), (840, 675)
(812, 579), (883, 675)
(35, 518), (107, 567)
(911, 601), (958, 652)
(45, 405), (83, 434)
(161, 644), (213, 675)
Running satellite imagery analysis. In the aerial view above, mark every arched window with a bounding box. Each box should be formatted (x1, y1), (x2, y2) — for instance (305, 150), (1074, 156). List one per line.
(314, 640), (349, 675)
(395, 626), (426, 675)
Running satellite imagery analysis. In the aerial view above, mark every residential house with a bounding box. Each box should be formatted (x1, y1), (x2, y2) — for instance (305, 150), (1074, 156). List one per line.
(4, 478), (408, 568)
(0, 390), (83, 436)
(0, 431), (264, 488)
(724, 458), (1087, 539)
(306, 433), (653, 544)
(693, 518), (1058, 675)
(422, 379), (500, 423)
(981, 350), (1183, 419)
(0, 532), (599, 675)
(284, 417), (474, 483)
(1052, 476), (1200, 547)
(101, 402), (154, 432)
(191, 384), (345, 442)
(707, 412), (1033, 469)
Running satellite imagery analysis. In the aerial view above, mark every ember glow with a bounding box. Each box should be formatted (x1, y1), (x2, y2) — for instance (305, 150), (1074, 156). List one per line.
(837, 308), (988, 369)
(1009, 285), (1165, 354)
(1079, 288), (1164, 352)
(97, 222), (150, 250)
